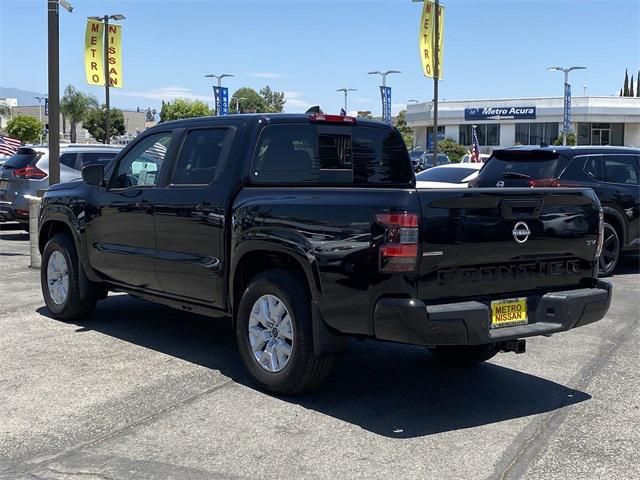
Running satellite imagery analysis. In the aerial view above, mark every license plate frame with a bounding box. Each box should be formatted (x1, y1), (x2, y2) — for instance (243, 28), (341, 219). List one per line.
(490, 297), (528, 329)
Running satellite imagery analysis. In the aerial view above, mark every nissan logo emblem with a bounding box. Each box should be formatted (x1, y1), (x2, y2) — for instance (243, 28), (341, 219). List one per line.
(512, 221), (531, 244)
(496, 180), (505, 188)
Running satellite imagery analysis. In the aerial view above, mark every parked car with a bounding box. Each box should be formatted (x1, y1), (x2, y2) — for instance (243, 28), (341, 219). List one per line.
(460, 153), (491, 163)
(470, 146), (640, 276)
(416, 152), (450, 171)
(38, 114), (611, 394)
(416, 163), (483, 188)
(0, 144), (121, 230)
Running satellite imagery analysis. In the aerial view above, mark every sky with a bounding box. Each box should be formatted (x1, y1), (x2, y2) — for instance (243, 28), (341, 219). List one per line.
(1, 0), (639, 116)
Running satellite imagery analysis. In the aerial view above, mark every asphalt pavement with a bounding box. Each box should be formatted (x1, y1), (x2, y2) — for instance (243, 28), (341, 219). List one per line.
(1, 222), (639, 480)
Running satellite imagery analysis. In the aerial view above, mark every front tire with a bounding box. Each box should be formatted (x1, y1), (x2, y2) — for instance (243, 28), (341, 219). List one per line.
(236, 270), (333, 395)
(429, 344), (499, 367)
(598, 222), (620, 277)
(41, 233), (97, 320)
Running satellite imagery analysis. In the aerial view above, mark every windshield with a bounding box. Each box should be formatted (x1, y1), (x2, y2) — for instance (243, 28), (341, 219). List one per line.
(417, 167), (478, 183)
(2, 149), (42, 169)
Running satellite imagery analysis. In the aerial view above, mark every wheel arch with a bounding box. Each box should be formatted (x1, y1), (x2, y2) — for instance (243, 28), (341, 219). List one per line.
(602, 206), (626, 244)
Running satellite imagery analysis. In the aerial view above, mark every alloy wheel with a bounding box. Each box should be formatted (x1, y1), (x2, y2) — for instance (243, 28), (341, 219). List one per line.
(599, 225), (619, 275)
(47, 251), (69, 305)
(247, 294), (294, 373)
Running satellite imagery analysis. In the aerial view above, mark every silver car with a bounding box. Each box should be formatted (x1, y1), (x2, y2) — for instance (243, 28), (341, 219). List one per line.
(0, 144), (121, 229)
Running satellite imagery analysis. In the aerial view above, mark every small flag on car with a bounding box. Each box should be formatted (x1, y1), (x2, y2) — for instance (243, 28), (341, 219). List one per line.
(340, 108), (347, 116)
(471, 125), (481, 162)
(0, 135), (21, 156)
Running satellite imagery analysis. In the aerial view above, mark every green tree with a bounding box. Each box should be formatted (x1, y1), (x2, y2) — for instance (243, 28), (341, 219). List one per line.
(437, 137), (467, 163)
(552, 132), (576, 146)
(84, 106), (126, 143)
(630, 75), (635, 98)
(623, 69), (629, 96)
(259, 86), (286, 113)
(230, 87), (267, 114)
(6, 115), (42, 143)
(159, 99), (212, 122)
(395, 110), (414, 149)
(0, 104), (11, 125)
(637, 70), (640, 97)
(60, 85), (99, 143)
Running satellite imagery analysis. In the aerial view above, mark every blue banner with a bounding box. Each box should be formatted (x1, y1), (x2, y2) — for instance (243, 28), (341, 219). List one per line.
(380, 86), (392, 125)
(563, 83), (571, 133)
(464, 106), (536, 121)
(213, 86), (229, 116)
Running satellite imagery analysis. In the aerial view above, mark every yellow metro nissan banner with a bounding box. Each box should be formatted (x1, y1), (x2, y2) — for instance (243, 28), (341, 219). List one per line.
(84, 20), (123, 88)
(84, 20), (104, 85)
(419, 1), (444, 79)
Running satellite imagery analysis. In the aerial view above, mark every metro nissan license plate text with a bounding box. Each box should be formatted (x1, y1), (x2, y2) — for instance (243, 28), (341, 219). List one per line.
(491, 297), (528, 328)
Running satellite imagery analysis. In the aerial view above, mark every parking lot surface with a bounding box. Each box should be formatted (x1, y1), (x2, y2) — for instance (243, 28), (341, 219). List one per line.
(1, 223), (639, 480)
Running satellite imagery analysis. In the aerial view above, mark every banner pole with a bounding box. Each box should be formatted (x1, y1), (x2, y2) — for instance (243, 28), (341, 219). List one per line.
(103, 16), (110, 144)
(47, 0), (60, 185)
(432, 0), (439, 155)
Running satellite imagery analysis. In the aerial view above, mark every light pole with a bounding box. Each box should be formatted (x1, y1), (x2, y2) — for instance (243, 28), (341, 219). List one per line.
(336, 88), (357, 113)
(88, 14), (125, 144)
(47, 0), (73, 186)
(34, 96), (47, 144)
(582, 84), (588, 97)
(205, 73), (234, 115)
(547, 65), (586, 145)
(235, 97), (246, 114)
(368, 70), (401, 124)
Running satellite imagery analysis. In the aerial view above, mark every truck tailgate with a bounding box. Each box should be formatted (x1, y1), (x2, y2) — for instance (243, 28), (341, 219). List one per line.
(417, 188), (600, 303)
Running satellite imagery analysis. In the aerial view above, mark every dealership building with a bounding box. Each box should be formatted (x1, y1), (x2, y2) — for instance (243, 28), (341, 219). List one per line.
(406, 96), (640, 151)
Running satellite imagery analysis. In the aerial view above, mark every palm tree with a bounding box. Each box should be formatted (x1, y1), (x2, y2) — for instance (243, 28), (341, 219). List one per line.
(0, 104), (11, 129)
(60, 85), (98, 143)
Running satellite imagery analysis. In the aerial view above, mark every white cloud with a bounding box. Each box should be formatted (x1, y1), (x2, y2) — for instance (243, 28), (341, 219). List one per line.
(250, 72), (284, 79)
(283, 91), (313, 112)
(111, 86), (212, 102)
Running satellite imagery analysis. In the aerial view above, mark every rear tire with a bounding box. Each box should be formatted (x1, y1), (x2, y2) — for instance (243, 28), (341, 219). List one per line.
(429, 344), (499, 367)
(598, 222), (620, 277)
(236, 269), (333, 395)
(41, 233), (98, 321)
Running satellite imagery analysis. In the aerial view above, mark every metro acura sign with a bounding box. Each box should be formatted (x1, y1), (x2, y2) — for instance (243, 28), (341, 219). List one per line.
(464, 106), (536, 121)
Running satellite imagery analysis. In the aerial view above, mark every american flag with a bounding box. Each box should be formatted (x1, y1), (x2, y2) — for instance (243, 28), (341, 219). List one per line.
(471, 125), (481, 162)
(0, 135), (21, 156)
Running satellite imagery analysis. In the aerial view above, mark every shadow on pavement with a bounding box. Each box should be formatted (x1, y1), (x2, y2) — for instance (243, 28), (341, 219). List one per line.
(614, 253), (640, 276)
(37, 293), (590, 439)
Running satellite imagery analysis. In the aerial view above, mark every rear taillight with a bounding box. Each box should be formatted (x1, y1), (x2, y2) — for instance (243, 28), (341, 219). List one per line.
(309, 114), (356, 124)
(528, 178), (557, 187)
(375, 212), (419, 273)
(528, 178), (585, 188)
(13, 165), (47, 179)
(595, 207), (604, 259)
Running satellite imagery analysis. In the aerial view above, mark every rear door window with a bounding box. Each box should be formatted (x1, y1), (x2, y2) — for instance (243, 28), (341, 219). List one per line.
(172, 128), (233, 185)
(603, 155), (639, 185)
(252, 123), (412, 185)
(60, 153), (78, 169)
(583, 156), (603, 180)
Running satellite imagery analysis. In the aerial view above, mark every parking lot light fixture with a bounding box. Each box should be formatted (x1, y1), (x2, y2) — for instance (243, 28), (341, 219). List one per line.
(547, 65), (586, 145)
(336, 88), (357, 113)
(205, 74), (234, 115)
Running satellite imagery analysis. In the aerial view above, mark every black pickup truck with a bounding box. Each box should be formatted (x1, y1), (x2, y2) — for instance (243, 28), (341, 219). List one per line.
(38, 114), (612, 394)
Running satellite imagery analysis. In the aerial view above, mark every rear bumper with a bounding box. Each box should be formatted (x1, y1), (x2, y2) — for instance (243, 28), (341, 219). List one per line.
(373, 280), (612, 346)
(0, 201), (17, 222)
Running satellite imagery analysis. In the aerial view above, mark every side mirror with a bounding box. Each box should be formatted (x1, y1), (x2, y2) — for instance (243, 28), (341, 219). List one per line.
(81, 164), (105, 186)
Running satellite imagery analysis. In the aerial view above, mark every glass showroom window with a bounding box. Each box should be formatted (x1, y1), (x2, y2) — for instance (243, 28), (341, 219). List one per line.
(459, 124), (500, 146)
(515, 123), (559, 145)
